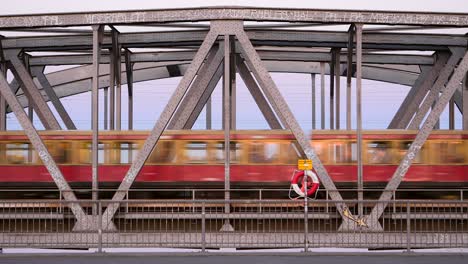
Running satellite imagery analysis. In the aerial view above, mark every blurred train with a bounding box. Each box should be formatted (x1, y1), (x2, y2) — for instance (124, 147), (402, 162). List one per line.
(0, 130), (467, 192)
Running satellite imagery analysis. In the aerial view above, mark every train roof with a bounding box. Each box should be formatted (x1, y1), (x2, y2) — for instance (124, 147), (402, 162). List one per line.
(0, 130), (467, 141)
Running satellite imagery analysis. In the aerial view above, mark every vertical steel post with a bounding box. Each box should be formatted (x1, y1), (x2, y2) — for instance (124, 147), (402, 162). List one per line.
(201, 202), (206, 252)
(223, 34), (231, 216)
(125, 49), (133, 131)
(433, 101), (440, 129)
(449, 97), (455, 129)
(346, 25), (354, 130)
(23, 54), (34, 126)
(406, 201), (411, 252)
(304, 170), (308, 252)
(91, 25), (103, 213)
(464, 75), (468, 130)
(98, 201), (103, 253)
(230, 36), (236, 130)
(335, 48), (341, 130)
(27, 96), (33, 122)
(329, 51), (335, 130)
(104, 87), (108, 130)
(320, 62), (325, 129)
(0, 63), (6, 131)
(311, 73), (316, 130)
(112, 29), (122, 131)
(355, 24), (364, 217)
(109, 49), (115, 130)
(206, 96), (212, 129)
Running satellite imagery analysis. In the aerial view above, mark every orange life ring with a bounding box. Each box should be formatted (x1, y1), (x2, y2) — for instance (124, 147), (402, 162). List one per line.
(291, 170), (320, 197)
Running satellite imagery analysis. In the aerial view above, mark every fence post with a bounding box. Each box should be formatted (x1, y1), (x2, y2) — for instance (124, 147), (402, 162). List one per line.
(406, 201), (411, 253)
(98, 201), (103, 253)
(304, 173), (308, 252)
(201, 202), (206, 252)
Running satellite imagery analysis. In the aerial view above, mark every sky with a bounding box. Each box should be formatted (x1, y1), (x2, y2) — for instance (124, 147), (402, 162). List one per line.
(1, 1), (466, 131)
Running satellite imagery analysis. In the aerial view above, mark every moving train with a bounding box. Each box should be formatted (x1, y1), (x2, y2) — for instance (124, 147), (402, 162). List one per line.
(0, 130), (467, 190)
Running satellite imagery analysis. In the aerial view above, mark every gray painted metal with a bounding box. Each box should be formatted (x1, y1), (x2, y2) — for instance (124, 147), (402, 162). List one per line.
(236, 57), (282, 129)
(125, 49), (133, 130)
(230, 36), (236, 130)
(111, 29), (122, 131)
(346, 25), (354, 130)
(91, 25), (104, 209)
(388, 53), (450, 129)
(104, 87), (108, 130)
(223, 35), (231, 219)
(206, 96), (212, 129)
(366, 50), (468, 229)
(0, 73), (86, 223)
(311, 73), (316, 130)
(167, 46), (223, 130)
(334, 48), (341, 129)
(101, 27), (219, 228)
(28, 50), (435, 67)
(464, 75), (468, 129)
(0, 63), (6, 131)
(6, 52), (61, 130)
(320, 62), (325, 129)
(453, 85), (463, 113)
(32, 67), (77, 130)
(355, 24), (364, 218)
(3, 30), (466, 53)
(0, 7), (467, 28)
(235, 23), (353, 223)
(449, 97), (455, 129)
(408, 48), (465, 129)
(329, 50), (335, 130)
(109, 52), (115, 130)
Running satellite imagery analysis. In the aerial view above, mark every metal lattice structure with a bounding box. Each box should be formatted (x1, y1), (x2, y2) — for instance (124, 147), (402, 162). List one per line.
(0, 6), (467, 234)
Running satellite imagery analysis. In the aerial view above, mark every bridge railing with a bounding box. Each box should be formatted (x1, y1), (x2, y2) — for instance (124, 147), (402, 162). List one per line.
(0, 188), (466, 202)
(0, 199), (467, 252)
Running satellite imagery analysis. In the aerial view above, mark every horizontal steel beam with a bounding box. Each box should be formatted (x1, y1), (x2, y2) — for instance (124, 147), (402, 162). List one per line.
(28, 50), (435, 66)
(2, 30), (466, 51)
(0, 7), (467, 28)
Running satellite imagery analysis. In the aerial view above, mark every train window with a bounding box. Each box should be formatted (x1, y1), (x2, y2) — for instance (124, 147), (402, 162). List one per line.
(396, 141), (423, 164)
(432, 141), (466, 164)
(366, 141), (393, 164)
(0, 143), (5, 164)
(78, 142), (105, 164)
(120, 142), (138, 164)
(185, 142), (208, 163)
(329, 141), (357, 164)
(46, 141), (72, 164)
(311, 141), (329, 164)
(5, 143), (37, 164)
(148, 141), (176, 164)
(249, 141), (280, 164)
(214, 142), (241, 164)
(282, 142), (301, 164)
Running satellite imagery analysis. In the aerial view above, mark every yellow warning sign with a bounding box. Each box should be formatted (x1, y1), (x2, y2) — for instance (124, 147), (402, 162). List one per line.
(297, 159), (313, 170)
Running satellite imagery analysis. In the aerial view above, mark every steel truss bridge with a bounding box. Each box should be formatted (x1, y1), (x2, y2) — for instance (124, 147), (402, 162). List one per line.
(0, 6), (467, 251)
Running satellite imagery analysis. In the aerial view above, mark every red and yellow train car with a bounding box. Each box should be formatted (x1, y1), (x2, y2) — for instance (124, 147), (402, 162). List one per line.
(0, 130), (467, 188)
